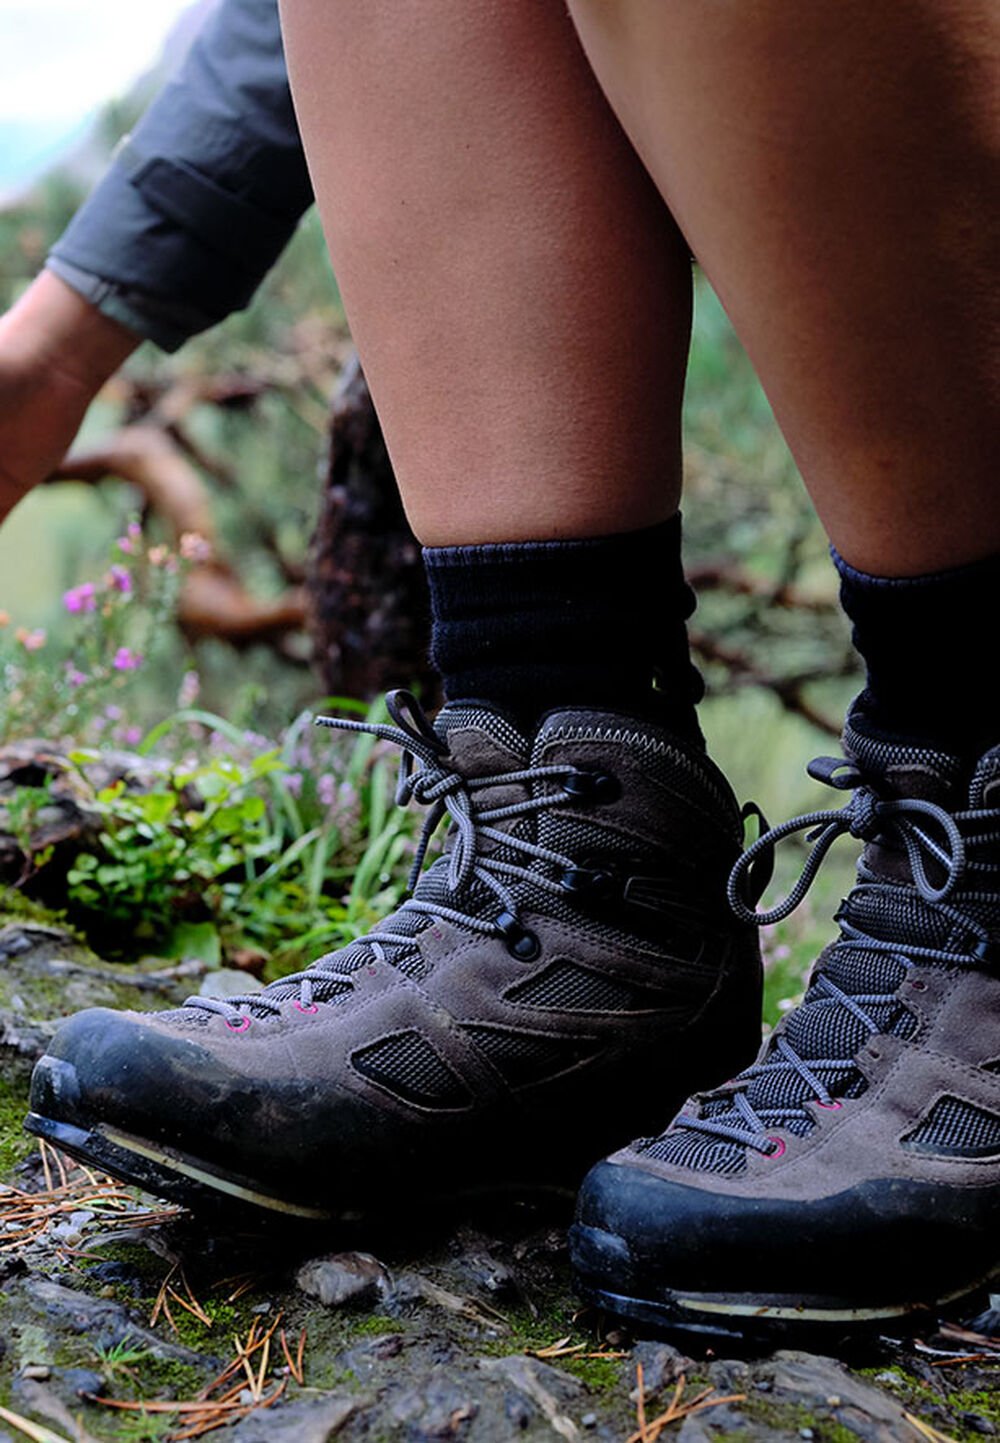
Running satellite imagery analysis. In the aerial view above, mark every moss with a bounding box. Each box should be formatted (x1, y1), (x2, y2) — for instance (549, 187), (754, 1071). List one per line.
(739, 1394), (861, 1443)
(560, 1352), (624, 1395)
(0, 1074), (33, 1175)
(348, 1314), (405, 1338)
(0, 895), (74, 930)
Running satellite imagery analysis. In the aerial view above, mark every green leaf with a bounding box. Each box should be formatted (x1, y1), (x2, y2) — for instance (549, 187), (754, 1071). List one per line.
(157, 921), (222, 966)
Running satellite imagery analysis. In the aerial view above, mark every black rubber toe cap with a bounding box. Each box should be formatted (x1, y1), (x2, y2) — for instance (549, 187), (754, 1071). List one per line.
(572, 1157), (1000, 1304)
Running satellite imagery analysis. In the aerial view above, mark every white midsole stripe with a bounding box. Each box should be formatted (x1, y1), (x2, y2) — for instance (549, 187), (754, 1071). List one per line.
(100, 1126), (331, 1220)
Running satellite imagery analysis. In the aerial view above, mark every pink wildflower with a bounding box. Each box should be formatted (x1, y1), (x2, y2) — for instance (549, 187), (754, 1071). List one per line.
(179, 532), (213, 562)
(116, 536), (136, 555)
(147, 545), (170, 567)
(16, 627), (46, 651)
(122, 726), (143, 746)
(317, 773), (336, 807)
(112, 647), (143, 672)
(283, 773), (304, 798)
(65, 666), (88, 687)
(108, 565), (133, 595)
(63, 583), (97, 614)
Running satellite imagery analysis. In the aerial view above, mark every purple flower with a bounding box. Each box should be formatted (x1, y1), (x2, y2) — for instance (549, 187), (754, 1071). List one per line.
(317, 773), (337, 807)
(63, 583), (97, 614)
(108, 565), (133, 595)
(116, 536), (135, 555)
(122, 726), (143, 746)
(105, 704), (123, 721)
(112, 647), (143, 672)
(65, 666), (88, 687)
(282, 772), (304, 797)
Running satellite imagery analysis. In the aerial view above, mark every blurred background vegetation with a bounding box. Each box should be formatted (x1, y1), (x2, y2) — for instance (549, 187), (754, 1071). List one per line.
(0, 136), (865, 1020)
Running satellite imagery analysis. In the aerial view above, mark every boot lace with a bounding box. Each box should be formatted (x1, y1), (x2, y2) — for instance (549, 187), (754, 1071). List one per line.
(670, 754), (1000, 1159)
(186, 690), (595, 1025)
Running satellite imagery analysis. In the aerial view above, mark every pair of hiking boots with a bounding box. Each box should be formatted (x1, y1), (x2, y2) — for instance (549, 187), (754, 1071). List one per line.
(27, 690), (1000, 1342)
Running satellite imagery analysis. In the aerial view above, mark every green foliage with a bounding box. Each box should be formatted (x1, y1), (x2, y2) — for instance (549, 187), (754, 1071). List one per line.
(46, 698), (416, 968)
(65, 747), (282, 939)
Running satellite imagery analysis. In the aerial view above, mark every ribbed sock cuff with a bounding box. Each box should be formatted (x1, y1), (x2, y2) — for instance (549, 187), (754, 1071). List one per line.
(424, 516), (703, 737)
(833, 545), (1000, 758)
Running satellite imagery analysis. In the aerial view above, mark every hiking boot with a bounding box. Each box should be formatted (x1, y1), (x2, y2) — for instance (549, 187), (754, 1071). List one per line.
(27, 691), (761, 1221)
(570, 698), (1000, 1342)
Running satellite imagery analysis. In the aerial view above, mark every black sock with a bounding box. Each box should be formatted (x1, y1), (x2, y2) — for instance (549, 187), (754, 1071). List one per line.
(834, 547), (1000, 760)
(423, 515), (704, 740)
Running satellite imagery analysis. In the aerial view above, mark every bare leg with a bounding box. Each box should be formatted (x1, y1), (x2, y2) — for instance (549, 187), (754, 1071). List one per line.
(278, 0), (691, 545)
(568, 0), (999, 574)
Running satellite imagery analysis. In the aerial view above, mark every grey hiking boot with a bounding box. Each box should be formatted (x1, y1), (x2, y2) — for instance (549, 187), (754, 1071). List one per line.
(27, 691), (761, 1221)
(571, 698), (1000, 1343)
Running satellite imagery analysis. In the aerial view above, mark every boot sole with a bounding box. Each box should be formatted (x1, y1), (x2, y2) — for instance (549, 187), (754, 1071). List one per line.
(24, 1109), (578, 1225)
(570, 1221), (1000, 1346)
(24, 1112), (339, 1221)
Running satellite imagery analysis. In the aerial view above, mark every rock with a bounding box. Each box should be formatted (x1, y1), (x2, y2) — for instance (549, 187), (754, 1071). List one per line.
(198, 967), (264, 998)
(763, 1351), (914, 1443)
(392, 1271), (508, 1332)
(16, 1279), (210, 1365)
(296, 1250), (391, 1309)
(958, 1412), (997, 1436)
(677, 1415), (718, 1443)
(505, 1390), (537, 1431)
(631, 1340), (693, 1397)
(231, 1391), (360, 1443)
(480, 1356), (584, 1441)
(389, 1378), (479, 1439)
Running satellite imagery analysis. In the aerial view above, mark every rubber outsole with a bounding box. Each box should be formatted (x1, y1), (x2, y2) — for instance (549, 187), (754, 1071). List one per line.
(568, 1221), (999, 1347)
(24, 1112), (339, 1222)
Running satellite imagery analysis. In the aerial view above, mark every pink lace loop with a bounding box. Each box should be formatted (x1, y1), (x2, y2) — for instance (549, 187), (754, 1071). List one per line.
(765, 1136), (786, 1158)
(293, 1001), (319, 1015)
(225, 1016), (251, 1032)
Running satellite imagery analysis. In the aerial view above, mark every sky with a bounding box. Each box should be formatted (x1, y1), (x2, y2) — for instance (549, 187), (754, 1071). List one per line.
(0, 0), (193, 198)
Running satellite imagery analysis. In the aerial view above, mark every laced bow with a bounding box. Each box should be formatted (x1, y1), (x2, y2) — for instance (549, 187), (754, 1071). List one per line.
(667, 751), (1000, 1158)
(728, 755), (966, 925)
(186, 690), (588, 1024)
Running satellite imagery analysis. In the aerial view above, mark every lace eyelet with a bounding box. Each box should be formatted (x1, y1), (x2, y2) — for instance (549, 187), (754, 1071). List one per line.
(559, 867), (615, 900)
(561, 770), (621, 806)
(764, 1136), (786, 1158)
(226, 1016), (251, 1032)
(816, 1099), (842, 1111)
(909, 979), (928, 992)
(294, 1001), (319, 1015)
(495, 910), (541, 962)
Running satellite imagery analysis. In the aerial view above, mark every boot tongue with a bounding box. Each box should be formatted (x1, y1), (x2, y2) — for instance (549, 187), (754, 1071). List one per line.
(969, 745), (1000, 809)
(432, 702), (531, 842)
(433, 701), (530, 777)
(842, 705), (966, 804)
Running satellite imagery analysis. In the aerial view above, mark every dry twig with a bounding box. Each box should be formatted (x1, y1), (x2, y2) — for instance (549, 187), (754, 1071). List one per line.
(624, 1371), (746, 1443)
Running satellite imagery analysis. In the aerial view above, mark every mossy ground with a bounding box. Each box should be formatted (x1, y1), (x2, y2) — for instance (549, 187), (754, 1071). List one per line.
(0, 1074), (33, 1173)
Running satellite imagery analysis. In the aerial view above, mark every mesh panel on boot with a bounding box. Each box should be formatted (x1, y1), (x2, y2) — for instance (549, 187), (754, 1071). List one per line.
(460, 1024), (601, 1087)
(903, 1096), (1000, 1158)
(504, 961), (653, 1013)
(351, 1030), (471, 1107)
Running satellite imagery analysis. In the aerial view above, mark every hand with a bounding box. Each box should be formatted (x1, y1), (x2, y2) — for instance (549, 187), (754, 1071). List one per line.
(0, 271), (139, 523)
